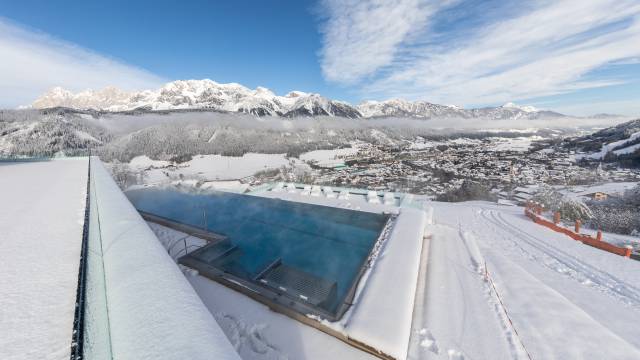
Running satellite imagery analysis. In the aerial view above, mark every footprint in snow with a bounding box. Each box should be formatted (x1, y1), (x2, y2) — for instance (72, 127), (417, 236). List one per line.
(447, 349), (465, 360)
(418, 328), (439, 354)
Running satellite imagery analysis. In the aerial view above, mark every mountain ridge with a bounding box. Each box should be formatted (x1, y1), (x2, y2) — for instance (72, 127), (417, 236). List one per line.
(31, 79), (617, 120)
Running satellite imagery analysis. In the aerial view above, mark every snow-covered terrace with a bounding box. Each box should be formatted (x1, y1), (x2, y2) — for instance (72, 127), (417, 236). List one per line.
(0, 159), (87, 359)
(0, 158), (240, 360)
(6, 157), (639, 360)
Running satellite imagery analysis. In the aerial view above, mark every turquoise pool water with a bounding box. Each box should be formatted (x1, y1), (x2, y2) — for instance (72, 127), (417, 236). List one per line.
(126, 187), (389, 318)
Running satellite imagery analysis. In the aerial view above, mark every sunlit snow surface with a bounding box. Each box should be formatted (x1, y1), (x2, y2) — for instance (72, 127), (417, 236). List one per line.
(151, 194), (640, 360)
(0, 159), (88, 360)
(410, 201), (640, 360)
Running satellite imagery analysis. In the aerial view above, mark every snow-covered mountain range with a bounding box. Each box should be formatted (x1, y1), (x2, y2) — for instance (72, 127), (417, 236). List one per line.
(32, 79), (575, 120)
(32, 80), (361, 118)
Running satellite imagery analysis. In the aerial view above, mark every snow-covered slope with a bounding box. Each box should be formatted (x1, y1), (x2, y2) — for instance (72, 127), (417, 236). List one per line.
(32, 80), (362, 118)
(409, 200), (640, 359)
(0, 110), (110, 157)
(570, 118), (640, 162)
(30, 79), (591, 120)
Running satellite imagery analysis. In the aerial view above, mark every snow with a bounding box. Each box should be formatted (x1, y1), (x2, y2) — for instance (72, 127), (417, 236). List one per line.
(213, 190), (424, 358)
(614, 142), (640, 155)
(559, 182), (637, 199)
(128, 153), (290, 183)
(575, 130), (640, 160)
(489, 136), (541, 152)
(199, 180), (250, 193)
(89, 159), (240, 360)
(129, 155), (171, 170)
(189, 274), (375, 360)
(410, 201), (640, 359)
(33, 79), (353, 116)
(344, 207), (426, 359)
(93, 171), (640, 360)
(150, 223), (375, 360)
(0, 158), (88, 360)
(74, 129), (102, 143)
(502, 102), (538, 113)
(299, 146), (359, 167)
(182, 154), (289, 179)
(408, 140), (438, 150)
(146, 187), (425, 359)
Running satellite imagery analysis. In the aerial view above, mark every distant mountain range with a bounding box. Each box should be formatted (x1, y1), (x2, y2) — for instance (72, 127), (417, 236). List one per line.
(31, 79), (616, 120)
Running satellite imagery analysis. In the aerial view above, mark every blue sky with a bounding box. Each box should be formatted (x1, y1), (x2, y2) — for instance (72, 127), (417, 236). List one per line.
(1, 0), (639, 116)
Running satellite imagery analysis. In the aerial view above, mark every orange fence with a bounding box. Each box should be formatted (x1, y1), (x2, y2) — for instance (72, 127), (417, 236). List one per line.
(524, 202), (632, 258)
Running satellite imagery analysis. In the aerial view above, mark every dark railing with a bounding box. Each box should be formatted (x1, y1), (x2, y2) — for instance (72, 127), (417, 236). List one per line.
(70, 156), (91, 359)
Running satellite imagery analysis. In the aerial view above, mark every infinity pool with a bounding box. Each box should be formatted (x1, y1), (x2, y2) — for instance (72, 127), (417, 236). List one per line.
(126, 187), (390, 320)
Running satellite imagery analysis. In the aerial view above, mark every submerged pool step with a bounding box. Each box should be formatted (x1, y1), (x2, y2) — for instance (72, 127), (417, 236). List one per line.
(198, 239), (239, 264)
(139, 210), (227, 243)
(258, 263), (338, 308)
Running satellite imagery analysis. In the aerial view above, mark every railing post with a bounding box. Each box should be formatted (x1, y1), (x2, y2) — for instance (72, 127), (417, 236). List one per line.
(624, 246), (632, 258)
(596, 230), (602, 241)
(574, 219), (581, 233)
(554, 212), (561, 224)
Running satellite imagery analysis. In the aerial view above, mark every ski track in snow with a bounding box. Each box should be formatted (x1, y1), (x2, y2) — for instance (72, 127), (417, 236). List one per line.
(457, 228), (531, 360)
(426, 202), (640, 359)
(478, 209), (640, 309)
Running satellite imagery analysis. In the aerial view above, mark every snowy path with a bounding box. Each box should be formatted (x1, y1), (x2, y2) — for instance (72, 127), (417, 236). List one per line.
(409, 219), (522, 360)
(0, 159), (88, 360)
(421, 201), (640, 360)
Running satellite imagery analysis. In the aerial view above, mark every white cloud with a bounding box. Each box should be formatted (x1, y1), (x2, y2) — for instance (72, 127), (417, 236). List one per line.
(318, 0), (640, 109)
(0, 18), (165, 108)
(318, 0), (453, 84)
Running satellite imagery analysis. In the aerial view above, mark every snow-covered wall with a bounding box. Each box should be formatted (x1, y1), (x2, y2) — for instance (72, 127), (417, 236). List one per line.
(345, 207), (427, 359)
(89, 158), (240, 360)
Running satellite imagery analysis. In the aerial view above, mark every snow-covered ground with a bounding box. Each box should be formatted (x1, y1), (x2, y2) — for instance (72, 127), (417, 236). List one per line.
(299, 146), (359, 167)
(143, 186), (640, 360)
(414, 201), (640, 359)
(128, 153), (292, 183)
(0, 159), (88, 360)
(125, 148), (363, 186)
